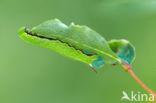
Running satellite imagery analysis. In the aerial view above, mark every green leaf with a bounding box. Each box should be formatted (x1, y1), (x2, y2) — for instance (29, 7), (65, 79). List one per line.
(19, 19), (121, 66)
(108, 39), (135, 64)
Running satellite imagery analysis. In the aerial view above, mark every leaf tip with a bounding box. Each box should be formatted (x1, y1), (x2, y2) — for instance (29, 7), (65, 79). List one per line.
(18, 27), (26, 36)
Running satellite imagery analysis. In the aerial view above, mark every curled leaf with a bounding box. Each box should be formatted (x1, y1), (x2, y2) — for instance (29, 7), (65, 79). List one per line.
(108, 39), (135, 64)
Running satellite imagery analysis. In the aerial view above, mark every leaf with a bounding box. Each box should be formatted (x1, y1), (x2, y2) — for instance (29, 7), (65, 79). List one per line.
(108, 39), (135, 64)
(19, 19), (121, 67)
(88, 39), (135, 68)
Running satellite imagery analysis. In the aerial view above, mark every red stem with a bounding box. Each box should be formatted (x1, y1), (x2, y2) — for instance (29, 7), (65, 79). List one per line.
(122, 62), (156, 98)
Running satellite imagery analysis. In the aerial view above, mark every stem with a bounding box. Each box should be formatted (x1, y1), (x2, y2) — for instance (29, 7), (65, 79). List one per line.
(122, 62), (156, 98)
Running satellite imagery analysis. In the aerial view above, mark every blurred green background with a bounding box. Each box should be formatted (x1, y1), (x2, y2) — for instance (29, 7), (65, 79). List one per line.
(0, 0), (156, 103)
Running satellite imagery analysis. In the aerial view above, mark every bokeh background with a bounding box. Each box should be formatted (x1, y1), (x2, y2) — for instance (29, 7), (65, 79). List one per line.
(0, 0), (156, 103)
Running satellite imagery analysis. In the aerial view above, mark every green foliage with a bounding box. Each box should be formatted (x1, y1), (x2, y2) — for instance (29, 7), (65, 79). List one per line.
(19, 19), (135, 68)
(108, 39), (135, 64)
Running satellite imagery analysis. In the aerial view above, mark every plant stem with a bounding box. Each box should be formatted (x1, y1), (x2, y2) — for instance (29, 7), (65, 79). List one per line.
(122, 62), (156, 98)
